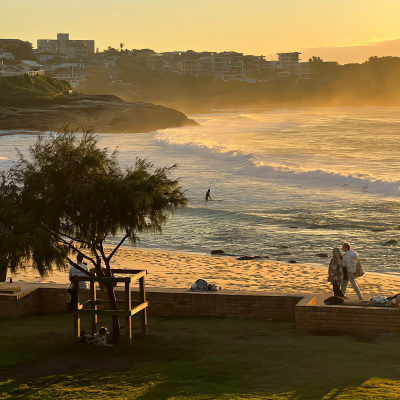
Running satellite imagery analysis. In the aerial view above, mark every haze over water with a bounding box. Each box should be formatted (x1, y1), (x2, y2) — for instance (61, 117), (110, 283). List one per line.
(1, 106), (400, 275)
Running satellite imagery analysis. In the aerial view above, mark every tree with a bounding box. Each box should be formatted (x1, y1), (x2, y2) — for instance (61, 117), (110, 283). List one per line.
(308, 56), (323, 63)
(0, 41), (35, 61)
(0, 127), (187, 343)
(103, 46), (119, 56)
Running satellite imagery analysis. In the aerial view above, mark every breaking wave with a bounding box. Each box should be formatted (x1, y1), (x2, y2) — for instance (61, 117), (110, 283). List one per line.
(154, 137), (400, 197)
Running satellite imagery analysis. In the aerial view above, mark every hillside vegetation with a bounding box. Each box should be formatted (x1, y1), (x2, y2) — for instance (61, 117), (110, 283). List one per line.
(0, 75), (72, 107)
(0, 75), (197, 133)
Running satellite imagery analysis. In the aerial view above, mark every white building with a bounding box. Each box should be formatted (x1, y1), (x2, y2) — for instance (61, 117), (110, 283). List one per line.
(276, 52), (310, 79)
(42, 62), (85, 75)
(37, 52), (68, 63)
(277, 52), (301, 68)
(0, 64), (43, 77)
(0, 49), (15, 60)
(52, 66), (90, 87)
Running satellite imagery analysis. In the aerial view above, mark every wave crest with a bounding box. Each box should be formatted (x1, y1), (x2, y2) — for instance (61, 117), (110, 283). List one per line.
(154, 136), (400, 197)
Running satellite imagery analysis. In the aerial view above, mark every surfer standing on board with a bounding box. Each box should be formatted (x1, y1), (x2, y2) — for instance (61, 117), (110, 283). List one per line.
(205, 189), (212, 201)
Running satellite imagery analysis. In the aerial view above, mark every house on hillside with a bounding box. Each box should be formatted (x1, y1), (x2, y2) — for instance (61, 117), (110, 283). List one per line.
(52, 66), (91, 87)
(0, 49), (15, 60)
(104, 55), (120, 68)
(0, 63), (43, 77)
(37, 52), (68, 63)
(0, 64), (24, 77)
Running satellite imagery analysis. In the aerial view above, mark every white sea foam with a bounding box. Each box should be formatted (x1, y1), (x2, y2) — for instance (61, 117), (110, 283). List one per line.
(154, 136), (400, 197)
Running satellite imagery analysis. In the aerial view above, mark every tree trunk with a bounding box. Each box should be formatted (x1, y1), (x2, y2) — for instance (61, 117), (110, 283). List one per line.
(0, 267), (7, 282)
(106, 283), (120, 344)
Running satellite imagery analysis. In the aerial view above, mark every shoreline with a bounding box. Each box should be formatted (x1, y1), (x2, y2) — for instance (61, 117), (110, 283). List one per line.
(8, 246), (400, 297)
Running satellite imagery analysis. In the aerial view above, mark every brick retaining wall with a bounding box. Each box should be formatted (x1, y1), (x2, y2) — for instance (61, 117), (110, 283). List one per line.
(2, 284), (400, 335)
(295, 295), (400, 333)
(0, 287), (40, 319)
(39, 285), (303, 321)
(1, 284), (303, 322)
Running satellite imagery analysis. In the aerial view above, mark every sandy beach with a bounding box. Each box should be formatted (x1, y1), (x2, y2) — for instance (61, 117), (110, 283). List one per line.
(8, 246), (400, 297)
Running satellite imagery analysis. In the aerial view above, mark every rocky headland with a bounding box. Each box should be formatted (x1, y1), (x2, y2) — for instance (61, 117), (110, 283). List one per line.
(0, 75), (198, 133)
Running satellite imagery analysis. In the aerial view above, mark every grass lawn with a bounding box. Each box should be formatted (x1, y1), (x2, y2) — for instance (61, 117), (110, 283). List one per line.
(1, 312), (400, 399)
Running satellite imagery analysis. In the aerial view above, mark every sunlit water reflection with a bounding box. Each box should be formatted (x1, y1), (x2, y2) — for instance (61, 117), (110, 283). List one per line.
(1, 106), (400, 275)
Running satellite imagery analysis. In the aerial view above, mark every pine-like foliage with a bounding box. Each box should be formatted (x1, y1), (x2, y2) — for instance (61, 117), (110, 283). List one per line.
(0, 126), (187, 341)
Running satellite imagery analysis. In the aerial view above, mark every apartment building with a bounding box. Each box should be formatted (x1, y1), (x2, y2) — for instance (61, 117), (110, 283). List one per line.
(277, 52), (301, 68)
(276, 52), (310, 79)
(199, 52), (243, 81)
(37, 33), (94, 58)
(147, 54), (164, 71)
(173, 59), (199, 76)
(65, 42), (92, 59)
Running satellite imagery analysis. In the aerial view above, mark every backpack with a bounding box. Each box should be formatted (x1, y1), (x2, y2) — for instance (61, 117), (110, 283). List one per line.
(66, 283), (78, 311)
(191, 279), (209, 291)
(324, 296), (344, 305)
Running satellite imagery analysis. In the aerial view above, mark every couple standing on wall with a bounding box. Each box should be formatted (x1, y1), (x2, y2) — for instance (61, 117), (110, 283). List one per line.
(328, 242), (364, 300)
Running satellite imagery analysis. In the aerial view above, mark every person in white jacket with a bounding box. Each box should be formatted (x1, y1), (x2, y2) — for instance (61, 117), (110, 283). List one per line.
(69, 254), (89, 289)
(340, 242), (363, 300)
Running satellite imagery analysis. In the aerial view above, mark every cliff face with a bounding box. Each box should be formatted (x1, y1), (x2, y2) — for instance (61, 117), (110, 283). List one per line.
(0, 76), (199, 133)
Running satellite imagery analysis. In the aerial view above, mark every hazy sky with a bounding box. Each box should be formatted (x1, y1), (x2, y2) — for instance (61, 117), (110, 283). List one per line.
(2, 0), (400, 63)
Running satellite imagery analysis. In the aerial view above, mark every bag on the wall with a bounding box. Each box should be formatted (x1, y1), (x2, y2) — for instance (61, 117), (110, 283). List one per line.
(324, 296), (344, 305)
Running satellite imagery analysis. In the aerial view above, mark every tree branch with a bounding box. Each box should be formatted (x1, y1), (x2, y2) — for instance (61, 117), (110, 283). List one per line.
(67, 257), (91, 276)
(58, 237), (97, 269)
(107, 230), (131, 262)
(57, 231), (89, 245)
(97, 240), (109, 273)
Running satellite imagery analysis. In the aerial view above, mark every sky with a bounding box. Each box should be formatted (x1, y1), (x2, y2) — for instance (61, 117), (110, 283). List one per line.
(1, 0), (400, 64)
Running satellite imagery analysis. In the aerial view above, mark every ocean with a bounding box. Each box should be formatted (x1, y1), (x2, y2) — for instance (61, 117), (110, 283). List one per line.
(1, 106), (400, 275)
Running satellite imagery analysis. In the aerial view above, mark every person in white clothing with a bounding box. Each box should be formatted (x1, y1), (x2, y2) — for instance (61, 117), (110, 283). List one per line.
(69, 254), (89, 289)
(340, 242), (363, 300)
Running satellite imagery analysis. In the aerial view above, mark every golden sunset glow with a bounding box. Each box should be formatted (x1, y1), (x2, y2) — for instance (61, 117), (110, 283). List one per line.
(2, 0), (400, 63)
(2, 1), (400, 397)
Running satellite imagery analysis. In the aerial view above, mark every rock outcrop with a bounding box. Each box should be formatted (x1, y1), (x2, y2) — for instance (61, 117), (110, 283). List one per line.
(0, 76), (198, 133)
